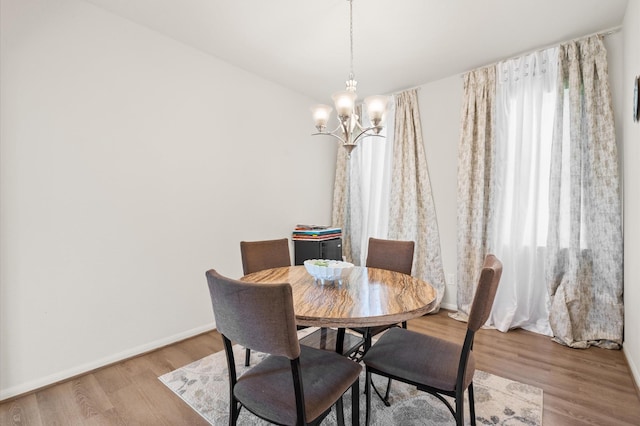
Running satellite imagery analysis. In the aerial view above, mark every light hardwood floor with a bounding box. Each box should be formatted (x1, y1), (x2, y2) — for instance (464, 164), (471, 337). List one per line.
(1, 309), (639, 425)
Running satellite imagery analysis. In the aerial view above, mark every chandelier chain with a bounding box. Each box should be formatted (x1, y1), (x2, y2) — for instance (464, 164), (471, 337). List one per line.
(349, 0), (354, 80)
(309, 0), (387, 156)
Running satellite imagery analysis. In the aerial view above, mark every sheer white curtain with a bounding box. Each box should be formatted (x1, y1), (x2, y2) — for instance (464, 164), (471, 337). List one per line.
(350, 101), (394, 265)
(332, 92), (445, 309)
(488, 48), (558, 335)
(346, 102), (394, 265)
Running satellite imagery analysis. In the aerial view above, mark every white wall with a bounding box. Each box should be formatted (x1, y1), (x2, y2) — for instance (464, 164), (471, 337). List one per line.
(0, 0), (337, 399)
(622, 0), (640, 388)
(418, 76), (463, 309)
(2, 0), (636, 401)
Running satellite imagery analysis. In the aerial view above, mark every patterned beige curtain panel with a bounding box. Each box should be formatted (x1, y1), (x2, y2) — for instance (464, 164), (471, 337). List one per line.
(331, 105), (364, 265)
(389, 90), (446, 308)
(456, 35), (623, 349)
(545, 36), (623, 349)
(455, 67), (497, 316)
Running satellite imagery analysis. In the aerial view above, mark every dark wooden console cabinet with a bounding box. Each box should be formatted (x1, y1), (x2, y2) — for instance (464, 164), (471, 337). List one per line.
(294, 238), (343, 265)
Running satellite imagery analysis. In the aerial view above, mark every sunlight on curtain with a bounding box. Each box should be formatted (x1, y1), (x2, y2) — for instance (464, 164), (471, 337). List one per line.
(545, 36), (623, 349)
(457, 36), (621, 346)
(556, 90), (588, 249)
(347, 102), (394, 265)
(489, 47), (558, 335)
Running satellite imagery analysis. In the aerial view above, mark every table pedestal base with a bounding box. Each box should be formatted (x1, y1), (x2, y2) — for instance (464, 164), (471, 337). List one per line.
(299, 328), (364, 359)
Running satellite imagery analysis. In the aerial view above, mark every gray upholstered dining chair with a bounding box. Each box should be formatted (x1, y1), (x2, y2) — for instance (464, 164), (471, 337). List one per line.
(240, 237), (292, 366)
(362, 254), (503, 426)
(206, 269), (361, 426)
(364, 237), (415, 330)
(240, 238), (291, 277)
(364, 237), (415, 278)
(350, 237), (415, 352)
(347, 237), (415, 403)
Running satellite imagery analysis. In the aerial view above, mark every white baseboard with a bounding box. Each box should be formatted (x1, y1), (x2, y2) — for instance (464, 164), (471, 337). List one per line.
(0, 322), (216, 401)
(439, 302), (457, 311)
(623, 345), (640, 393)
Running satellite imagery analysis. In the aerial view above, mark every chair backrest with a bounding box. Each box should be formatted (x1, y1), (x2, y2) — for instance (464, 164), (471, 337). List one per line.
(205, 269), (301, 359)
(454, 255), (502, 393)
(240, 238), (291, 275)
(467, 254), (503, 332)
(365, 237), (415, 275)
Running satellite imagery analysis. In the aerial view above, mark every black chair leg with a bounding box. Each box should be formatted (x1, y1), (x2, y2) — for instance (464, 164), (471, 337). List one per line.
(371, 376), (391, 407)
(230, 398), (240, 426)
(244, 348), (251, 367)
(351, 377), (359, 426)
(365, 330), (391, 406)
(382, 377), (392, 403)
(336, 395), (345, 426)
(365, 370), (372, 426)
(468, 382), (476, 426)
(455, 389), (464, 426)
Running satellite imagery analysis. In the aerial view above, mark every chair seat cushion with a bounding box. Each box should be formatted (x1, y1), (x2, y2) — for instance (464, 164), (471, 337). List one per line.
(362, 327), (475, 392)
(234, 345), (362, 424)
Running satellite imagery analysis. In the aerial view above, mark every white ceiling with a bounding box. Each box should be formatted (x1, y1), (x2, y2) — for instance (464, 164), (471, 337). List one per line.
(83, 0), (629, 102)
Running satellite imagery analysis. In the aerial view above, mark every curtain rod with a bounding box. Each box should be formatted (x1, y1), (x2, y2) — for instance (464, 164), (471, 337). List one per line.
(459, 25), (622, 77)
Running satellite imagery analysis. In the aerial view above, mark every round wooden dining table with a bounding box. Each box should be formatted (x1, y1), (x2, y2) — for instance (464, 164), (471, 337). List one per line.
(240, 265), (438, 329)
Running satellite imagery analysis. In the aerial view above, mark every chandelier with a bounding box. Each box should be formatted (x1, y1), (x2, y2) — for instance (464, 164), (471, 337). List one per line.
(310, 0), (389, 156)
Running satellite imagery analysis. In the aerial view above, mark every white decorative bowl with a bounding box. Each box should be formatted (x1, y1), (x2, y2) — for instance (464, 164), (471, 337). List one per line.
(303, 259), (354, 283)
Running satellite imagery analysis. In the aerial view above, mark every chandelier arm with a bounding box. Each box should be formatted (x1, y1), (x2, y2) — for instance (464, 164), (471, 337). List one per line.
(312, 132), (348, 145)
(326, 123), (345, 135)
(353, 119), (366, 131)
(352, 127), (386, 144)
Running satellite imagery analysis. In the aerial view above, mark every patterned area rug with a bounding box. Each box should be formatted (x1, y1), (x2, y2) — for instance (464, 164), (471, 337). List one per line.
(159, 331), (542, 425)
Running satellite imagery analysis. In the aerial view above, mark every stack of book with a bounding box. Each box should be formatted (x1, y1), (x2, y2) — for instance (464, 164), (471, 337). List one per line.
(292, 225), (342, 241)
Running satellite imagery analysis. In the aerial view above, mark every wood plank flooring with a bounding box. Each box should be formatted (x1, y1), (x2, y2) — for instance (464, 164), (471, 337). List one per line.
(1, 309), (639, 425)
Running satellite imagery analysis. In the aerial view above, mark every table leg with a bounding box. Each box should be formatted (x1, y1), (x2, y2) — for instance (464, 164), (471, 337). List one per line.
(336, 328), (345, 354)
